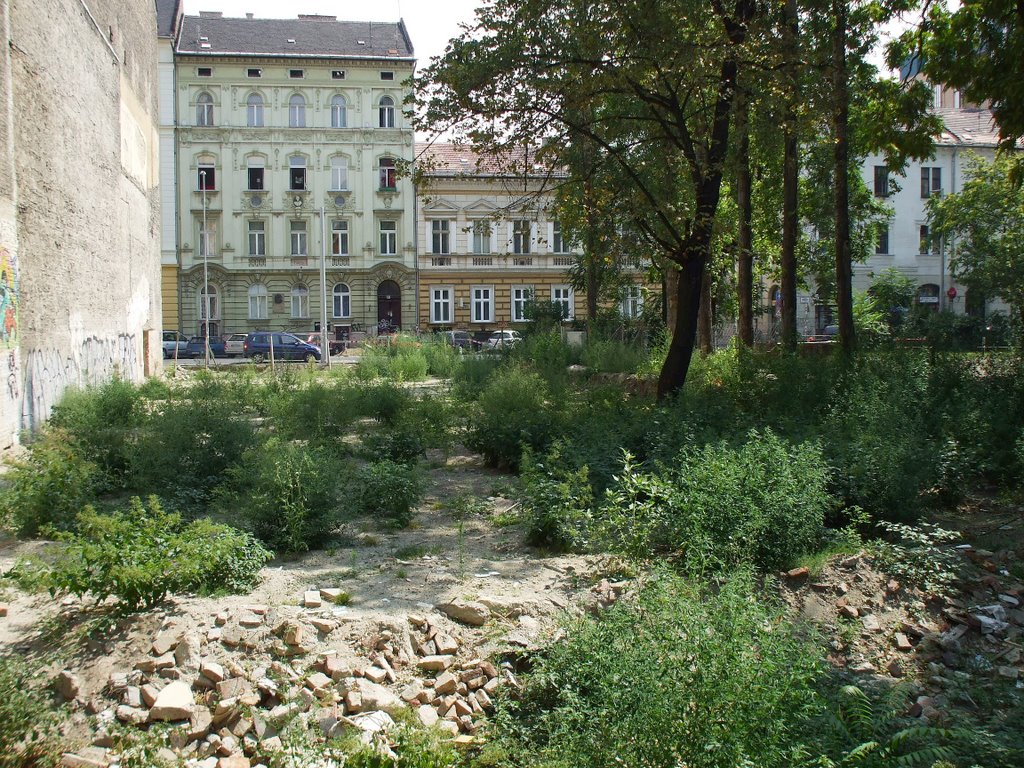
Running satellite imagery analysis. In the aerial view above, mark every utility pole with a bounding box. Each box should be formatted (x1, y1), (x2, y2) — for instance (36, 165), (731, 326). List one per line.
(319, 205), (330, 366)
(201, 169), (210, 368)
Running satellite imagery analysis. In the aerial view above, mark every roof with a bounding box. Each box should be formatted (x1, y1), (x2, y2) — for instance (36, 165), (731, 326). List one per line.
(934, 107), (1021, 148)
(416, 142), (565, 179)
(176, 14), (414, 60)
(155, 0), (182, 39)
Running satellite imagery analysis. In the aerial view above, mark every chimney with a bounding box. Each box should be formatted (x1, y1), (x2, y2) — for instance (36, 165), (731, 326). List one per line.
(246, 13), (254, 19)
(198, 11), (223, 18)
(297, 14), (337, 21)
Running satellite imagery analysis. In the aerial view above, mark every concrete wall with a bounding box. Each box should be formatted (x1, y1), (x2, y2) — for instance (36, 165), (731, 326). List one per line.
(0, 0), (161, 443)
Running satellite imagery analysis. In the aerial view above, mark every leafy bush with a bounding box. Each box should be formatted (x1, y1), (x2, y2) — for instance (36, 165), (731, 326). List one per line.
(466, 367), (559, 470)
(421, 339), (460, 378)
(520, 444), (593, 551)
(270, 381), (360, 449)
(0, 429), (100, 536)
(346, 460), (424, 528)
(580, 338), (646, 373)
(360, 396), (455, 464)
(512, 330), (574, 386)
(595, 430), (831, 570)
(354, 348), (388, 381)
(493, 569), (824, 768)
(386, 347), (429, 381)
(222, 440), (341, 553)
(871, 521), (962, 597)
(451, 355), (501, 401)
(0, 655), (61, 768)
(356, 382), (414, 425)
(28, 496), (270, 612)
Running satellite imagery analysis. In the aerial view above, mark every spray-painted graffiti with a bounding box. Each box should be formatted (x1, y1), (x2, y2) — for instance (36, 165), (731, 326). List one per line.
(7, 352), (18, 400)
(21, 334), (139, 430)
(0, 245), (19, 349)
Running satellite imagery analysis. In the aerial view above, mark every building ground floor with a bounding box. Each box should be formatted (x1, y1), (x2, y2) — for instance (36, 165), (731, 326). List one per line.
(176, 262), (416, 342)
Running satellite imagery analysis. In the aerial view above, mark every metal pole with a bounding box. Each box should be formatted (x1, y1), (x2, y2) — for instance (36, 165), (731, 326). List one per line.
(201, 170), (210, 368)
(319, 205), (330, 366)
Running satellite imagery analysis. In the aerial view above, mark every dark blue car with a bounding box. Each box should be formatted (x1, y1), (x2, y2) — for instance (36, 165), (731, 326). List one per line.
(242, 332), (321, 363)
(184, 335), (227, 358)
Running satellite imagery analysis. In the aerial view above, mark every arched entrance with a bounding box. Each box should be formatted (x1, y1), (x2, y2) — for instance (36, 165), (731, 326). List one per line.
(377, 280), (401, 333)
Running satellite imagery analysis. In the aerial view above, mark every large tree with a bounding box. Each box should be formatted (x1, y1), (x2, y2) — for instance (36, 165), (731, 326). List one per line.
(416, 0), (760, 399)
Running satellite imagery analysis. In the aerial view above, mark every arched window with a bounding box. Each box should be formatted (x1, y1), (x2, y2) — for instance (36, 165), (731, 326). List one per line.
(248, 283), (268, 319)
(330, 156), (348, 191)
(291, 285), (309, 318)
(918, 283), (940, 312)
(199, 284), (219, 322)
(378, 95), (395, 128)
(333, 283), (351, 318)
(330, 95), (347, 128)
(196, 92), (214, 126)
(246, 93), (264, 127)
(378, 157), (396, 189)
(289, 94), (306, 128)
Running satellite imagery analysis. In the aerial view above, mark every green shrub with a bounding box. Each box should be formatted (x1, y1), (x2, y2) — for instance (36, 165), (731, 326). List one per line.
(466, 367), (559, 470)
(270, 381), (360, 449)
(521, 444), (593, 551)
(451, 356), (501, 401)
(512, 330), (574, 386)
(422, 339), (460, 378)
(28, 496), (270, 612)
(0, 654), (61, 768)
(386, 347), (429, 381)
(493, 568), (824, 768)
(356, 382), (414, 425)
(580, 338), (646, 373)
(0, 429), (100, 536)
(354, 348), (388, 381)
(870, 521), (962, 597)
(595, 430), (831, 570)
(222, 439), (340, 553)
(346, 460), (424, 528)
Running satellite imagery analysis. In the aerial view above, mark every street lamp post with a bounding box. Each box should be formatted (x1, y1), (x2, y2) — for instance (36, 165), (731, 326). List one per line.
(319, 205), (330, 367)
(200, 169), (210, 368)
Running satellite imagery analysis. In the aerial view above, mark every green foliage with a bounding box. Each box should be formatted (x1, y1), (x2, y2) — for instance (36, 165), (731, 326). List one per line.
(386, 347), (430, 381)
(466, 367), (559, 470)
(451, 356), (502, 401)
(0, 654), (61, 768)
(595, 431), (831, 570)
(521, 444), (593, 551)
(511, 331), (574, 387)
(270, 381), (361, 448)
(421, 338), (460, 378)
(868, 267), (916, 332)
(29, 496), (270, 612)
(361, 395), (455, 463)
(580, 338), (646, 373)
(356, 340), (431, 382)
(0, 428), (100, 537)
(871, 521), (962, 598)
(346, 460), (424, 528)
(493, 569), (824, 768)
(222, 440), (340, 553)
(356, 382), (414, 425)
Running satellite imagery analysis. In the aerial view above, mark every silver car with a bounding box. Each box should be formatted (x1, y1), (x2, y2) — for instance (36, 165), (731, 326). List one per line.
(224, 333), (248, 357)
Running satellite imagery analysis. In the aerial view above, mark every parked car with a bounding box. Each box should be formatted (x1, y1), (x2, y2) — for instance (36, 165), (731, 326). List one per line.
(224, 333), (248, 357)
(184, 335), (227, 358)
(483, 330), (522, 349)
(242, 331), (321, 363)
(162, 330), (188, 359)
(439, 330), (474, 351)
(302, 332), (347, 356)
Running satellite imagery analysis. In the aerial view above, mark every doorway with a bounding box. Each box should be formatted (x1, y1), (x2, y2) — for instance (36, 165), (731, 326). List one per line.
(377, 280), (401, 333)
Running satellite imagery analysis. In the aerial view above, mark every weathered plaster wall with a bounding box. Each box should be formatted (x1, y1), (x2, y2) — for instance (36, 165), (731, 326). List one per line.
(2, 0), (161, 440)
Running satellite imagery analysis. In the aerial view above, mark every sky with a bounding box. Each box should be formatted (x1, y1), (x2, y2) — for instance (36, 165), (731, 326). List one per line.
(180, 0), (484, 69)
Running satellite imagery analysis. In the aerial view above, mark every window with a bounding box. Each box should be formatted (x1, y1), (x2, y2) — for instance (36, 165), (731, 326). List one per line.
(197, 164), (215, 190)
(331, 220), (349, 256)
(379, 157), (396, 189)
(918, 283), (940, 308)
(873, 166), (889, 197)
(289, 155), (306, 191)
(197, 67), (212, 77)
(246, 68), (262, 78)
(430, 287), (452, 324)
(513, 220), (531, 254)
(919, 224), (939, 255)
(248, 283), (268, 319)
(380, 71), (395, 81)
(512, 286), (533, 322)
(246, 158), (264, 190)
(332, 283), (351, 318)
(876, 224), (889, 255)
(196, 92), (214, 126)
(552, 221), (567, 253)
(289, 69), (304, 79)
(921, 167), (942, 198)
(472, 286), (494, 323)
(552, 285), (573, 319)
(247, 220), (265, 256)
(291, 286), (309, 318)
(431, 220), (450, 254)
(472, 221), (492, 254)
(331, 70), (345, 79)
(379, 220), (397, 255)
(246, 93), (264, 127)
(199, 285), (218, 322)
(621, 285), (643, 318)
(288, 94), (306, 128)
(378, 96), (395, 128)
(198, 219), (217, 258)
(330, 157), (348, 190)
(330, 95), (347, 128)
(290, 220), (307, 256)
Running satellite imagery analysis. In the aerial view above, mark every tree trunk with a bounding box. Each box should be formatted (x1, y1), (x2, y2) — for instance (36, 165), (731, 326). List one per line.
(832, 0), (855, 352)
(736, 91), (754, 347)
(584, 178), (599, 321)
(781, 0), (800, 349)
(657, 255), (706, 400)
(664, 263), (679, 331)
(698, 264), (713, 353)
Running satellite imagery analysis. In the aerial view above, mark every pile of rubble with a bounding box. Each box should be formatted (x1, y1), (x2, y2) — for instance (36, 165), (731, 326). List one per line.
(57, 591), (520, 768)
